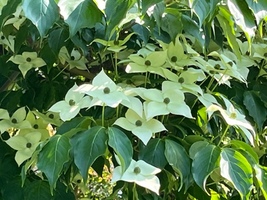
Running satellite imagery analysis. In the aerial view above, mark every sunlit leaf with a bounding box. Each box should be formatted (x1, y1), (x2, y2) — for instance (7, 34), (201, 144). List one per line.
(37, 135), (71, 191)
(165, 139), (191, 191)
(220, 148), (253, 199)
(58, 0), (103, 37)
(254, 165), (267, 199)
(191, 143), (221, 193)
(72, 126), (108, 181)
(108, 127), (133, 172)
(105, 0), (135, 37)
(22, 0), (60, 37)
(139, 138), (167, 169)
(243, 91), (267, 132)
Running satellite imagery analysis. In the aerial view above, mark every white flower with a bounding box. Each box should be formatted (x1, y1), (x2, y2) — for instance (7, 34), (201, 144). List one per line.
(114, 109), (166, 145)
(76, 69), (129, 107)
(49, 84), (91, 121)
(4, 5), (26, 29)
(112, 159), (161, 195)
(6, 131), (41, 166)
(0, 107), (31, 133)
(8, 52), (46, 77)
(207, 96), (255, 145)
(142, 82), (192, 119)
(0, 32), (15, 52)
(59, 46), (87, 70)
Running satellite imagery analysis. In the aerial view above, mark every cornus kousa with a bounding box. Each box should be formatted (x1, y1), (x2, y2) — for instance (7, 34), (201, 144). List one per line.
(139, 81), (192, 119)
(49, 84), (92, 121)
(112, 159), (161, 195)
(0, 107), (31, 133)
(75, 69), (129, 108)
(58, 46), (87, 70)
(114, 109), (166, 145)
(5, 131), (41, 166)
(8, 52), (46, 77)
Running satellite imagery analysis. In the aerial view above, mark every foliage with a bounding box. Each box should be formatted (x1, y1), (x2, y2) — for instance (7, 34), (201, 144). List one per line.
(0, 0), (267, 199)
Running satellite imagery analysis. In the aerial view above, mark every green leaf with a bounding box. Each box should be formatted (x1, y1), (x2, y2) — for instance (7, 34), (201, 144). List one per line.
(58, 0), (103, 37)
(107, 127), (132, 172)
(189, 140), (209, 159)
(48, 27), (69, 57)
(56, 117), (92, 138)
(230, 140), (258, 163)
(105, 0), (135, 37)
(139, 138), (168, 169)
(22, 0), (60, 37)
(243, 91), (267, 131)
(24, 180), (53, 200)
(161, 11), (182, 41)
(37, 135), (71, 191)
(220, 148), (253, 199)
(254, 165), (267, 199)
(181, 14), (205, 47)
(191, 143), (221, 193)
(142, 0), (162, 14)
(165, 139), (191, 191)
(217, 6), (241, 58)
(245, 0), (267, 25)
(227, 0), (256, 46)
(191, 0), (221, 26)
(0, 0), (21, 29)
(72, 126), (108, 181)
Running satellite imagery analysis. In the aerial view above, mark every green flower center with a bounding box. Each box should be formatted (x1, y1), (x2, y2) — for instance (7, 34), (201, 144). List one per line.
(113, 40), (119, 45)
(163, 97), (170, 104)
(69, 99), (76, 106)
(48, 114), (54, 119)
(76, 179), (82, 184)
(103, 87), (110, 94)
(134, 167), (141, 174)
(33, 124), (39, 129)
(145, 60), (151, 66)
(227, 62), (233, 67)
(26, 142), (32, 148)
(19, 15), (23, 19)
(214, 64), (220, 70)
(1, 36), (5, 40)
(230, 112), (237, 119)
(70, 56), (75, 60)
(135, 120), (142, 127)
(26, 57), (31, 62)
(11, 118), (17, 124)
(171, 56), (177, 62)
(178, 77), (184, 83)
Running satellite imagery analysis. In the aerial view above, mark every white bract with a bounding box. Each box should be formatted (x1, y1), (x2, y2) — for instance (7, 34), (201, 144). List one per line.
(141, 82), (192, 119)
(8, 52), (46, 77)
(207, 96), (255, 145)
(5, 5), (26, 29)
(6, 131), (41, 166)
(49, 84), (92, 121)
(112, 159), (161, 195)
(114, 109), (166, 145)
(76, 69), (129, 108)
(0, 107), (31, 133)
(59, 46), (87, 70)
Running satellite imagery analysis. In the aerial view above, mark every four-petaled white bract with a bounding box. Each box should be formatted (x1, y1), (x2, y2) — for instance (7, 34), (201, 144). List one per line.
(9, 52), (46, 77)
(49, 84), (92, 121)
(112, 159), (161, 195)
(75, 69), (129, 108)
(6, 131), (41, 166)
(114, 109), (166, 145)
